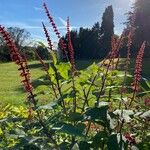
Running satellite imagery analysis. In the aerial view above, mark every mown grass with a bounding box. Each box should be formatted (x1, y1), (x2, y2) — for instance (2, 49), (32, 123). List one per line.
(0, 58), (149, 105)
(0, 60), (99, 105)
(0, 61), (46, 105)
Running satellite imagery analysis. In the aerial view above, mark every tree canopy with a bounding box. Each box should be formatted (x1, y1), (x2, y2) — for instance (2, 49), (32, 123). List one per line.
(0, 27), (31, 61)
(59, 5), (114, 60)
(128, 0), (150, 57)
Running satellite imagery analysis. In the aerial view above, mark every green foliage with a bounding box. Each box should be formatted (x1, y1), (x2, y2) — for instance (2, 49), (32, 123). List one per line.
(0, 58), (149, 149)
(0, 1), (149, 149)
(0, 27), (31, 61)
(36, 46), (51, 60)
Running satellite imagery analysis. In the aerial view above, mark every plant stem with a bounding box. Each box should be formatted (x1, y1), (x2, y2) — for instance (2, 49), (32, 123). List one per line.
(82, 74), (97, 112)
(71, 71), (77, 113)
(53, 65), (66, 114)
(85, 121), (91, 137)
(30, 92), (59, 149)
(96, 58), (113, 106)
(35, 50), (58, 99)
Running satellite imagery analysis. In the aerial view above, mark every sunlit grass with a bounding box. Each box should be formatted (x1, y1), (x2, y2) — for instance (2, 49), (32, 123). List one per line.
(0, 60), (98, 105)
(0, 61), (45, 105)
(0, 58), (149, 106)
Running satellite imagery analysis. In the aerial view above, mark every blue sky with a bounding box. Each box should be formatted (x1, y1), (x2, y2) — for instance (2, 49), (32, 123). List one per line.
(0, 0), (135, 44)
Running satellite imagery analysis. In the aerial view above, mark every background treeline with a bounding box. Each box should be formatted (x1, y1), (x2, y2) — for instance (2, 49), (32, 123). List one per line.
(0, 27), (50, 61)
(60, 0), (150, 59)
(126, 0), (150, 58)
(0, 0), (150, 61)
(59, 5), (114, 60)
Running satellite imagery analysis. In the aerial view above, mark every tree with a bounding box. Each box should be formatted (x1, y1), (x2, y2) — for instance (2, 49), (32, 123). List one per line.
(0, 27), (31, 61)
(58, 6), (114, 60)
(127, 0), (150, 57)
(7, 27), (30, 49)
(100, 5), (114, 57)
(36, 46), (50, 60)
(91, 22), (101, 58)
(78, 27), (93, 59)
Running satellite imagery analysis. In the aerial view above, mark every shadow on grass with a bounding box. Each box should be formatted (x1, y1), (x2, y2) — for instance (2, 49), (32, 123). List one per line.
(16, 75), (49, 92)
(75, 59), (100, 70)
(28, 62), (50, 69)
(28, 59), (100, 70)
(16, 59), (101, 92)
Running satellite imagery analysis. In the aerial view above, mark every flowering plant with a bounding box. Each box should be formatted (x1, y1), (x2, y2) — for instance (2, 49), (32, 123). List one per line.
(0, 3), (149, 150)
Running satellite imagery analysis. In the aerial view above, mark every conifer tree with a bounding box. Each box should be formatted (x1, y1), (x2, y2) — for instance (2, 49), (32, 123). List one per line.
(100, 5), (114, 57)
(128, 0), (150, 57)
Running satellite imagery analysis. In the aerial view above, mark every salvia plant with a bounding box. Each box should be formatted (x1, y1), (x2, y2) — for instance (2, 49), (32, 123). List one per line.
(0, 2), (149, 150)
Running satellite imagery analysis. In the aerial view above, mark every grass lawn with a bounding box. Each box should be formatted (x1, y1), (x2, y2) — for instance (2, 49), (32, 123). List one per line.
(0, 61), (46, 105)
(0, 58), (149, 106)
(0, 60), (99, 106)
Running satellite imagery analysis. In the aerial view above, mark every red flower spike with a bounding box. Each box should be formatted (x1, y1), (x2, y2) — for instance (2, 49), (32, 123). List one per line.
(42, 22), (53, 50)
(0, 25), (33, 95)
(144, 98), (150, 106)
(132, 41), (146, 92)
(43, 3), (61, 39)
(66, 17), (76, 71)
(102, 30), (125, 66)
(43, 3), (68, 55)
(34, 50), (48, 71)
(124, 133), (136, 146)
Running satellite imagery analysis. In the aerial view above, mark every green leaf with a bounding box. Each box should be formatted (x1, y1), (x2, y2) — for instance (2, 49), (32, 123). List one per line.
(106, 85), (122, 89)
(144, 78), (150, 88)
(28, 137), (45, 144)
(79, 141), (91, 150)
(140, 110), (150, 119)
(59, 142), (70, 150)
(71, 143), (80, 150)
(53, 123), (85, 137)
(91, 131), (108, 149)
(48, 66), (55, 75)
(141, 78), (150, 91)
(113, 109), (134, 122)
(56, 63), (71, 79)
(68, 112), (83, 122)
(0, 118), (7, 123)
(37, 41), (46, 48)
(107, 134), (120, 150)
(76, 123), (86, 133)
(76, 71), (90, 85)
(84, 106), (108, 122)
(87, 63), (99, 75)
(38, 101), (58, 110)
(14, 128), (26, 137)
(35, 85), (50, 95)
(137, 141), (150, 150)
(50, 50), (57, 65)
(137, 91), (150, 97)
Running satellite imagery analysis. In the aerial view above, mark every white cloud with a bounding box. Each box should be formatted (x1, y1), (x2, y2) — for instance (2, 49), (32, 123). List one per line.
(58, 17), (79, 31)
(59, 17), (67, 27)
(34, 7), (43, 11)
(2, 21), (42, 29)
(1, 20), (79, 32)
(130, 0), (135, 3)
(30, 34), (48, 46)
